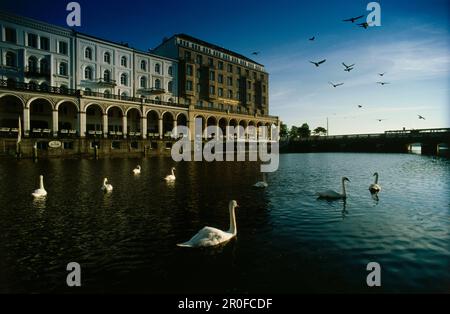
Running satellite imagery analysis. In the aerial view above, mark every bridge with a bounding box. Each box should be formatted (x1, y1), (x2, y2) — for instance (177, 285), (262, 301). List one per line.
(281, 128), (450, 156)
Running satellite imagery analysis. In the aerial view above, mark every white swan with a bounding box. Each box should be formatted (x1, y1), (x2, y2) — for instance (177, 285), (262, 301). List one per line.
(253, 173), (268, 188)
(164, 167), (176, 181)
(101, 178), (113, 192)
(177, 200), (239, 248)
(32, 175), (47, 198)
(132, 165), (141, 175)
(316, 177), (350, 200)
(369, 172), (381, 193)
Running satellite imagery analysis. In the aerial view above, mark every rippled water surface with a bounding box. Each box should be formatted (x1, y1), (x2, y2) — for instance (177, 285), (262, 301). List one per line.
(0, 153), (449, 293)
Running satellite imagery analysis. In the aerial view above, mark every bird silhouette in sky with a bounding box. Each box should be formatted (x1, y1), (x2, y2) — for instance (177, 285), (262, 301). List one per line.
(358, 105), (363, 108)
(378, 72), (386, 76)
(309, 36), (315, 41)
(418, 115), (426, 120)
(329, 81), (344, 88)
(377, 82), (390, 86)
(358, 22), (369, 29)
(251, 52), (259, 56)
(376, 119), (386, 122)
(342, 63), (355, 72)
(343, 15), (365, 23)
(310, 59), (326, 67)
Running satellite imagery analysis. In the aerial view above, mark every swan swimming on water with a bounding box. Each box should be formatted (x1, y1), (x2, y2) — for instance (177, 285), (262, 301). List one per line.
(164, 167), (176, 181)
(253, 173), (268, 188)
(101, 178), (113, 192)
(177, 200), (239, 248)
(369, 172), (381, 193)
(32, 175), (47, 198)
(316, 177), (350, 200)
(132, 165), (141, 175)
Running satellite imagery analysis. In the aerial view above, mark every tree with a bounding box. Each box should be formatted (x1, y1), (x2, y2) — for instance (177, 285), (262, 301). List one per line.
(280, 123), (288, 138)
(313, 126), (327, 136)
(289, 126), (299, 139)
(298, 123), (311, 138)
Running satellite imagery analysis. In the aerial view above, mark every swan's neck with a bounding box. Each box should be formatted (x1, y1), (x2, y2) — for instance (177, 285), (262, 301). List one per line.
(228, 205), (237, 235)
(171, 169), (175, 176)
(39, 176), (44, 190)
(374, 174), (379, 184)
(103, 179), (107, 186)
(342, 180), (347, 196)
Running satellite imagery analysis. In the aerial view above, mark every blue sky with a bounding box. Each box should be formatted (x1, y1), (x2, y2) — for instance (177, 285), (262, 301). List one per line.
(1, 0), (449, 134)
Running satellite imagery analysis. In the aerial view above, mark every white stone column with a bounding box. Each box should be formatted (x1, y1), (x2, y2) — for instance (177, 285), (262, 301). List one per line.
(103, 114), (108, 138)
(23, 107), (30, 136)
(141, 116), (147, 139)
(122, 115), (127, 138)
(188, 118), (195, 141)
(79, 111), (86, 137)
(173, 120), (177, 138)
(158, 118), (163, 139)
(52, 110), (58, 137)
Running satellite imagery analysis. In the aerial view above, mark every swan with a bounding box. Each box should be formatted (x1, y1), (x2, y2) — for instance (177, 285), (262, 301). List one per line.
(253, 173), (268, 188)
(32, 175), (47, 198)
(177, 200), (239, 248)
(316, 177), (350, 200)
(164, 167), (176, 181)
(132, 165), (141, 175)
(369, 172), (381, 193)
(101, 178), (113, 192)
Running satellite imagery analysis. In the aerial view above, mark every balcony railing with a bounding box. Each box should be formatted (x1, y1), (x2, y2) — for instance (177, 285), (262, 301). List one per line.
(25, 66), (51, 78)
(0, 79), (78, 96)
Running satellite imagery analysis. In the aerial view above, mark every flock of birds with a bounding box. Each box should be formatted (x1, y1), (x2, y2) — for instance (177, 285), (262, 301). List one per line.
(316, 172), (381, 199)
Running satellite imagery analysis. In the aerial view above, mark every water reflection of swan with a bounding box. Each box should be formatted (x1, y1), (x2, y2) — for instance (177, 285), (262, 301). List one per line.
(369, 172), (381, 193)
(253, 173), (268, 188)
(132, 165), (141, 175)
(101, 178), (113, 192)
(316, 177), (350, 200)
(32, 175), (47, 198)
(177, 200), (239, 248)
(164, 167), (176, 181)
(341, 200), (348, 219)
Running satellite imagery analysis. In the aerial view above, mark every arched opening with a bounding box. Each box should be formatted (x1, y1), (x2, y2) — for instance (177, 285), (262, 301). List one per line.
(228, 119), (238, 140)
(206, 116), (217, 138)
(176, 113), (188, 137)
(86, 104), (103, 135)
(0, 95), (23, 136)
(194, 115), (206, 140)
(219, 118), (228, 139)
(29, 98), (53, 136)
(58, 101), (78, 136)
(127, 108), (141, 136)
(162, 111), (174, 138)
(239, 120), (247, 139)
(437, 143), (449, 156)
(28, 56), (38, 73)
(107, 106), (123, 135)
(147, 110), (159, 137)
(407, 143), (422, 154)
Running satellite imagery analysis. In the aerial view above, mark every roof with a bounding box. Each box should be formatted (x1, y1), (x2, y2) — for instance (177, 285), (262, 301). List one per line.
(159, 33), (264, 67)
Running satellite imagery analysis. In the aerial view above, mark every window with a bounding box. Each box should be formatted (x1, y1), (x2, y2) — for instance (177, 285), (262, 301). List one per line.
(155, 63), (161, 73)
(196, 70), (201, 78)
(186, 65), (193, 76)
(218, 88), (223, 97)
(186, 80), (193, 91)
(196, 83), (201, 93)
(120, 73), (128, 86)
(263, 96), (266, 104)
(121, 56), (127, 67)
(59, 62), (68, 76)
(237, 91), (241, 100)
(40, 37), (50, 51)
(218, 74), (223, 84)
(104, 52), (111, 64)
(247, 81), (251, 89)
(85, 88), (92, 96)
(140, 60), (147, 71)
(184, 51), (191, 60)
(85, 47), (93, 60)
(218, 61), (223, 70)
(85, 67), (93, 80)
(196, 55), (202, 64)
(209, 85), (215, 95)
(227, 77), (233, 86)
(104, 90), (111, 98)
(103, 70), (111, 82)
(263, 85), (266, 93)
(253, 72), (257, 79)
(5, 52), (16, 67)
(227, 64), (233, 73)
(28, 57), (38, 72)
(27, 33), (38, 48)
(5, 27), (16, 43)
(168, 81), (173, 93)
(140, 76), (147, 88)
(168, 66), (173, 76)
(248, 93), (251, 101)
(208, 102), (213, 108)
(208, 58), (214, 67)
(237, 67), (241, 75)
(59, 41), (68, 55)
(155, 79), (161, 89)
(227, 90), (233, 99)
(209, 70), (215, 81)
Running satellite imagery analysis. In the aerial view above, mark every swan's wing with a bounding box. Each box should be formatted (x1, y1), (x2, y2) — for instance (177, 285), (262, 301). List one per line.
(178, 227), (232, 247)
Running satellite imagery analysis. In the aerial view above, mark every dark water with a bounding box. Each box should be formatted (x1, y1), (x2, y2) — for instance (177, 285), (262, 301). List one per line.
(0, 153), (449, 293)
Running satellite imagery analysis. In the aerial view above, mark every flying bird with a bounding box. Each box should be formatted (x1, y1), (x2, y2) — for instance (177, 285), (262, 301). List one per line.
(309, 36), (315, 41)
(418, 115), (426, 120)
(342, 63), (355, 72)
(329, 81), (344, 88)
(358, 22), (369, 29)
(251, 51), (259, 56)
(310, 59), (326, 67)
(377, 82), (390, 85)
(378, 72), (386, 76)
(343, 15), (365, 23)
(376, 119), (386, 122)
(358, 105), (363, 108)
